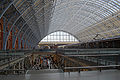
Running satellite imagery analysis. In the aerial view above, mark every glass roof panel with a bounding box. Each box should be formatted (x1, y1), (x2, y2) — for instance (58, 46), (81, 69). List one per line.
(40, 31), (79, 42)
(10, 0), (120, 44)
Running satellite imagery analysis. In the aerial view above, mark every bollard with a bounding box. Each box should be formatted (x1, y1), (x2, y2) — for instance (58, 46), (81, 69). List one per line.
(78, 69), (80, 73)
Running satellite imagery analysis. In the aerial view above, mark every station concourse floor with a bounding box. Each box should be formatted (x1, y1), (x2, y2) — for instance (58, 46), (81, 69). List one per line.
(0, 69), (120, 80)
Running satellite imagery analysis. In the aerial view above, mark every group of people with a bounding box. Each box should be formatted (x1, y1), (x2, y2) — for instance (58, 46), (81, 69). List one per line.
(32, 55), (53, 70)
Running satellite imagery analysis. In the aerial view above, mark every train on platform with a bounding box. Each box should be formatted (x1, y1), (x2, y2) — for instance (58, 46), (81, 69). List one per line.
(64, 38), (120, 49)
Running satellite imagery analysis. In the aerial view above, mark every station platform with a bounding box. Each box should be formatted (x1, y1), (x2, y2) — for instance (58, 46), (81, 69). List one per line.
(0, 69), (120, 80)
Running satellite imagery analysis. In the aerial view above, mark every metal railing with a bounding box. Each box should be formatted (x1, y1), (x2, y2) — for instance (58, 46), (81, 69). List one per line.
(56, 48), (120, 72)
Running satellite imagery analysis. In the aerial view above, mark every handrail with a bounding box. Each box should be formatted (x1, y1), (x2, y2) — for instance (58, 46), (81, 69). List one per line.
(0, 57), (24, 70)
(64, 54), (120, 57)
(64, 65), (120, 69)
(57, 48), (120, 51)
(0, 69), (25, 71)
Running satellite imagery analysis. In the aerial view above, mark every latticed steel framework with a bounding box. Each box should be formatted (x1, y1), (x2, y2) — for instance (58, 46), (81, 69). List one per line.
(0, 0), (120, 50)
(41, 31), (79, 42)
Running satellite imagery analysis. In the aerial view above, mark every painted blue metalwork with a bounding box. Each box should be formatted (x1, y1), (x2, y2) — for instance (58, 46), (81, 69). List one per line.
(26, 33), (34, 43)
(14, 25), (33, 49)
(0, 1), (14, 19)
(21, 39), (24, 49)
(30, 37), (38, 48)
(1, 14), (17, 49)
(27, 35), (34, 47)
(18, 36), (21, 49)
(3, 0), (37, 49)
(27, 33), (38, 46)
(4, 15), (21, 49)
(15, 3), (56, 46)
(7, 6), (37, 45)
(0, 0), (6, 6)
(27, 41), (31, 49)
(2, 16), (7, 50)
(12, 26), (16, 49)
(23, 39), (26, 49)
(31, 36), (37, 44)
(24, 33), (37, 49)
(25, 31), (33, 42)
(33, 40), (40, 48)
(25, 39), (29, 49)
(3, 6), (33, 49)
(21, 28), (30, 40)
(11, 19), (23, 49)
(24, 33), (33, 49)
(12, 18), (25, 48)
(30, 36), (39, 47)
(15, 0), (25, 8)
(18, 37), (21, 49)
(1, 0), (56, 49)
(24, 38), (30, 49)
(13, 0), (56, 39)
(5, 11), (19, 27)
(20, 28), (37, 49)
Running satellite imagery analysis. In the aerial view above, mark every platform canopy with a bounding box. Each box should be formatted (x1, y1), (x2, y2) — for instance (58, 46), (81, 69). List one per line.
(0, 0), (120, 49)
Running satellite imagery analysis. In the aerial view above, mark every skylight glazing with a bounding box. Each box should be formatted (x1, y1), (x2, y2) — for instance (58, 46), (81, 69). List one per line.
(41, 31), (79, 42)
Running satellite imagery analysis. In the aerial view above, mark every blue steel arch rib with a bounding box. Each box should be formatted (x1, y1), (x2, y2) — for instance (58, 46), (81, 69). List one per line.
(24, 33), (37, 49)
(16, 0), (54, 34)
(22, 34), (32, 49)
(1, 0), (56, 50)
(21, 29), (33, 48)
(26, 33), (34, 43)
(52, 9), (102, 24)
(12, 1), (57, 49)
(51, 1), (120, 25)
(12, 18), (26, 48)
(4, 16), (21, 49)
(75, 12), (120, 42)
(1, 0), (120, 49)
(27, 33), (38, 44)
(20, 26), (40, 49)
(4, 11), (19, 27)
(20, 29), (32, 48)
(21, 28), (31, 41)
(24, 32), (36, 45)
(29, 35), (38, 46)
(24, 36), (33, 49)
(4, 2), (38, 49)
(2, 5), (20, 49)
(77, 11), (120, 34)
(70, 8), (111, 31)
(48, 0), (120, 42)
(2, 0), (33, 49)
(15, 0), (26, 9)
(0, 0), (14, 19)
(53, 0), (119, 18)
(51, 1), (120, 21)
(33, 40), (41, 48)
(49, 0), (120, 32)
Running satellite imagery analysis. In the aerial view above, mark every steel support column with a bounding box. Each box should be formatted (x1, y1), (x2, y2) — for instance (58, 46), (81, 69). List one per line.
(0, 17), (3, 50)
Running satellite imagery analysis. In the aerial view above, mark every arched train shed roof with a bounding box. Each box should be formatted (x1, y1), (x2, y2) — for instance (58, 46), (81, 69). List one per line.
(0, 0), (120, 49)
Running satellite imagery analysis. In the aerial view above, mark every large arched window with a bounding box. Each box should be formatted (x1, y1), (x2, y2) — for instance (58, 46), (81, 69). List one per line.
(40, 31), (79, 42)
